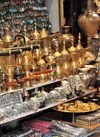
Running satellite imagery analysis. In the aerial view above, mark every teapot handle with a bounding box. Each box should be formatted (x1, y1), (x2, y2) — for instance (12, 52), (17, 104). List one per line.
(14, 34), (26, 44)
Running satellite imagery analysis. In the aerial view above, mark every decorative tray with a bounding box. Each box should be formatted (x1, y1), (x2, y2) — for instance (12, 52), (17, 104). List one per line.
(52, 101), (100, 113)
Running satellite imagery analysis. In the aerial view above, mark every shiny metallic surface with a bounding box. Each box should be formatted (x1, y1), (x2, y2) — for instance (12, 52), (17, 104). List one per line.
(78, 0), (100, 39)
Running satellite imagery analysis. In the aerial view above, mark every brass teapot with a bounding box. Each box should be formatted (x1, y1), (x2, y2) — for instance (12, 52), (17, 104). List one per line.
(53, 41), (61, 58)
(41, 36), (50, 57)
(30, 21), (40, 40)
(31, 40), (41, 60)
(44, 47), (54, 63)
(2, 22), (16, 67)
(62, 54), (71, 77)
(20, 25), (30, 45)
(3, 22), (13, 48)
(40, 23), (49, 39)
(30, 58), (37, 86)
(37, 49), (47, 83)
(77, 49), (86, 68)
(46, 50), (56, 81)
(21, 52), (32, 71)
(70, 52), (80, 75)
(55, 57), (64, 79)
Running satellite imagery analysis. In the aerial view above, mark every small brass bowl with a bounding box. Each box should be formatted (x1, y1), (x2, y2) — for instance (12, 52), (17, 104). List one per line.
(95, 92), (100, 95)
(68, 104), (77, 112)
(63, 103), (69, 111)
(91, 98), (99, 104)
(82, 103), (90, 111)
(82, 97), (89, 103)
(77, 105), (83, 112)
(82, 103), (90, 107)
(88, 95), (95, 101)
(89, 102), (97, 110)
(82, 107), (90, 111)
(82, 97), (89, 99)
(69, 102), (74, 105)
(57, 105), (63, 111)
(96, 94), (100, 99)
(96, 94), (100, 97)
(75, 100), (83, 105)
(88, 95), (95, 98)
(89, 102), (96, 106)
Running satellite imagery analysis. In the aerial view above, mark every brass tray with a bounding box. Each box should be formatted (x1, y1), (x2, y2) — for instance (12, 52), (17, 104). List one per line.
(53, 105), (100, 113)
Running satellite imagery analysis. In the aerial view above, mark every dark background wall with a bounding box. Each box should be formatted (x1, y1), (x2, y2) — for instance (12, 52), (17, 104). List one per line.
(63, 0), (87, 47)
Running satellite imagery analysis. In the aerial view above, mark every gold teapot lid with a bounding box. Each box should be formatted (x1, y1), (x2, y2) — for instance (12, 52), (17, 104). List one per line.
(53, 41), (61, 58)
(61, 40), (69, 55)
(68, 38), (76, 53)
(30, 21), (40, 40)
(37, 48), (46, 66)
(3, 22), (13, 43)
(23, 25), (30, 44)
(76, 33), (84, 50)
(40, 23), (48, 39)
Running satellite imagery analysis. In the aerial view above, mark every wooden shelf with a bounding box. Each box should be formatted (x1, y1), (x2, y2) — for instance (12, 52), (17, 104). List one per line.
(0, 88), (97, 126)
(25, 77), (66, 90)
(41, 111), (100, 130)
(60, 121), (100, 130)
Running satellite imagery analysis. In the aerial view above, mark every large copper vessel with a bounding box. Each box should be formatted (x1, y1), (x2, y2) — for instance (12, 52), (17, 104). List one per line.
(78, 0), (100, 40)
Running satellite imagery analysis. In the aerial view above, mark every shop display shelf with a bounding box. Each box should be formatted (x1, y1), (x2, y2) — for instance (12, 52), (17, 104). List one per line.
(25, 77), (66, 90)
(0, 88), (97, 126)
(0, 77), (67, 97)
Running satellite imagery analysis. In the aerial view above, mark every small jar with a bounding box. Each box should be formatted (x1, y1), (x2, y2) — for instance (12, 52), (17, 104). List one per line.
(54, 87), (66, 100)
(29, 97), (40, 111)
(4, 106), (13, 118)
(22, 101), (30, 112)
(14, 103), (23, 114)
(50, 90), (60, 103)
(12, 109), (18, 117)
